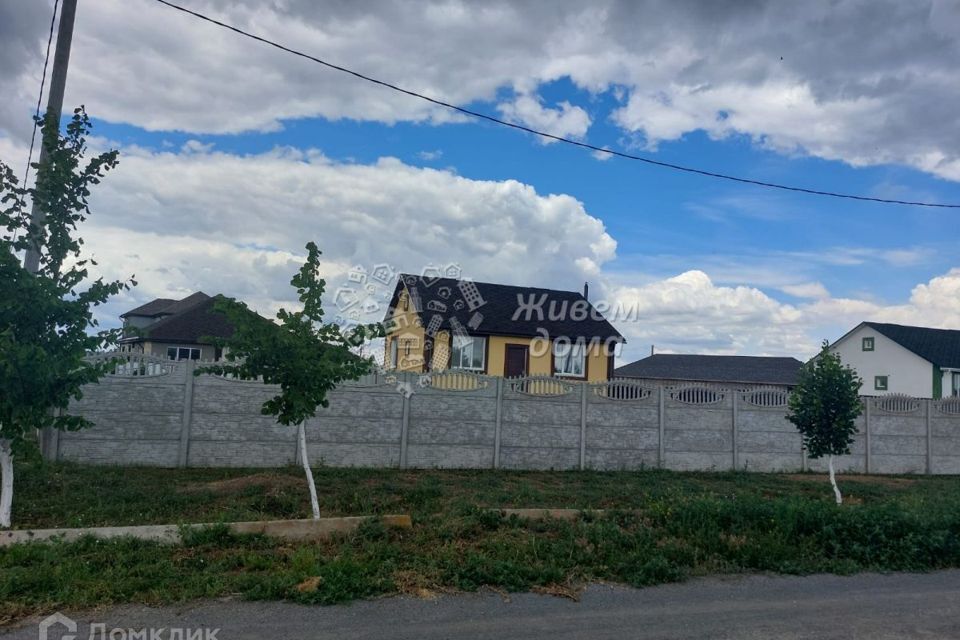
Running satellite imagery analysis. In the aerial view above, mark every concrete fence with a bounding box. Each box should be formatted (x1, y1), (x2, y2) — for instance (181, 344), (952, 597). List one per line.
(46, 354), (960, 474)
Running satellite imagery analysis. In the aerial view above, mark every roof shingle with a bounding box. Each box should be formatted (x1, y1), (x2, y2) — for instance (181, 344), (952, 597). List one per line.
(386, 274), (623, 342)
(614, 354), (803, 385)
(864, 322), (960, 368)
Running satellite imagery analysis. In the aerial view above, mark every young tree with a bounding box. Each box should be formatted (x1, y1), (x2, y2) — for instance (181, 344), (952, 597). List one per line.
(0, 108), (132, 528)
(200, 243), (381, 520)
(787, 341), (863, 504)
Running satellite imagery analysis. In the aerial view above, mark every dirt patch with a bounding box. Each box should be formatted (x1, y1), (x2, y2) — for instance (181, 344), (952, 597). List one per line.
(180, 473), (301, 495)
(785, 474), (917, 488)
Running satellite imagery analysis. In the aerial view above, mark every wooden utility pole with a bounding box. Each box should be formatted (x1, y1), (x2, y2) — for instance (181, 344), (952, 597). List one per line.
(23, 0), (78, 274)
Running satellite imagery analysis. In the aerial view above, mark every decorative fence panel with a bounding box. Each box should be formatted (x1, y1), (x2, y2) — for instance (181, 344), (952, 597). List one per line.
(52, 360), (960, 474)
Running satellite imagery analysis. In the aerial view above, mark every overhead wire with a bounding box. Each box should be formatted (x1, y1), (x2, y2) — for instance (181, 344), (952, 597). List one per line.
(153, 0), (960, 209)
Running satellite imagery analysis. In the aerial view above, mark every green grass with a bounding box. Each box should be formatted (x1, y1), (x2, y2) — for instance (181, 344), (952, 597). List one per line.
(3, 462), (960, 624)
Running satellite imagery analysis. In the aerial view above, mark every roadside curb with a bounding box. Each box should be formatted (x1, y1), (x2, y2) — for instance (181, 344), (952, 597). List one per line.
(0, 514), (412, 547)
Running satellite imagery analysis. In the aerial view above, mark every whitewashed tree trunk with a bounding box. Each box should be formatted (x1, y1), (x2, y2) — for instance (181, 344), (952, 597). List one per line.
(298, 423), (320, 520)
(828, 454), (842, 505)
(0, 439), (13, 528)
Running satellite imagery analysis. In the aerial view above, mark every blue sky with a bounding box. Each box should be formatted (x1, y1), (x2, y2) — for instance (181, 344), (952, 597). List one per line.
(2, 0), (960, 361)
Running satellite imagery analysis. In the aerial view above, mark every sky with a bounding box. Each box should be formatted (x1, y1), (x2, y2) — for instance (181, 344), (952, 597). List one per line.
(2, 0), (960, 364)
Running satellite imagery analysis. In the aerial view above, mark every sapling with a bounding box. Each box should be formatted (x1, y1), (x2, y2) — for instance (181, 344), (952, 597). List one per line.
(199, 243), (381, 519)
(787, 341), (863, 504)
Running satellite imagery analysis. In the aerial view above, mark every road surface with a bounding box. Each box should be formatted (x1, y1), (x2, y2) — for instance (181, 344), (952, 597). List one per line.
(5, 571), (960, 639)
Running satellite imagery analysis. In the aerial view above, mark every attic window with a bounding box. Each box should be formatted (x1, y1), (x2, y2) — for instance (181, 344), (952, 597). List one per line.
(874, 375), (888, 391)
(862, 337), (875, 351)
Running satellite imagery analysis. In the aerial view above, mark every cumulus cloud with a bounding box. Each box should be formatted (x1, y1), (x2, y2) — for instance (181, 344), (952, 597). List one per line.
(497, 94), (591, 142)
(2, 137), (615, 328)
(603, 268), (960, 362)
(2, 0), (959, 179)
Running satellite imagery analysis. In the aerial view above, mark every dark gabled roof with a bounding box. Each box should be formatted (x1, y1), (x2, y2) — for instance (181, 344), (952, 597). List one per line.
(863, 322), (960, 368)
(614, 354), (803, 385)
(137, 296), (234, 344)
(385, 274), (623, 342)
(121, 298), (176, 318)
(121, 292), (210, 318)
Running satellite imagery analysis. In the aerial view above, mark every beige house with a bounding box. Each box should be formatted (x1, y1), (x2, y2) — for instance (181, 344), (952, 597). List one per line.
(119, 292), (232, 361)
(383, 274), (624, 381)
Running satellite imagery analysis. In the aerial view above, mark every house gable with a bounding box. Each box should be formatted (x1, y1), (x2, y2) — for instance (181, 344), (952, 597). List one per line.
(831, 322), (935, 397)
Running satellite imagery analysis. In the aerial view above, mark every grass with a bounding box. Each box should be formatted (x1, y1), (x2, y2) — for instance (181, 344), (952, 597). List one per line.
(3, 462), (960, 624)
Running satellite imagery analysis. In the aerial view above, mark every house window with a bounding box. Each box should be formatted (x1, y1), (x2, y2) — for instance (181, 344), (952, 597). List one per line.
(553, 341), (586, 378)
(953, 372), (960, 397)
(167, 347), (201, 361)
(874, 375), (888, 391)
(451, 335), (485, 371)
(862, 337), (875, 351)
(389, 338), (399, 369)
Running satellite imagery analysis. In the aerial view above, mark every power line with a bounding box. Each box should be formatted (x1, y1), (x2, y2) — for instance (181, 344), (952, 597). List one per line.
(22, 0), (60, 192)
(153, 0), (959, 209)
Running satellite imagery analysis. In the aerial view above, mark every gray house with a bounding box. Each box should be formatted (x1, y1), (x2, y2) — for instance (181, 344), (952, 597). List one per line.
(614, 354), (803, 390)
(119, 292), (233, 361)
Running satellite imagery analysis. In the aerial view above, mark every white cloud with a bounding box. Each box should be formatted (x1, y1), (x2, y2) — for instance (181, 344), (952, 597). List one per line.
(780, 282), (830, 299)
(56, 140), (616, 327)
(4, 0), (958, 180)
(497, 94), (591, 142)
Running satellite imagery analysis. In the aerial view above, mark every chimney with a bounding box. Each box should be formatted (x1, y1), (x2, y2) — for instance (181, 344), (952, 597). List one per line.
(650, 344), (655, 356)
(583, 282), (589, 301)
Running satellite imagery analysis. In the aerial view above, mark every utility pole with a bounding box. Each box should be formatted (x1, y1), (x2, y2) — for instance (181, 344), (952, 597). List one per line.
(23, 0), (78, 274)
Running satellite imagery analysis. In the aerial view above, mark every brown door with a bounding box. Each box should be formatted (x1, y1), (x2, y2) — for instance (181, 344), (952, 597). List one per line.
(504, 344), (528, 378)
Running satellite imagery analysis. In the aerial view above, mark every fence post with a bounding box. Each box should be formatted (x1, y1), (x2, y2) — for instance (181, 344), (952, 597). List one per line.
(926, 398), (933, 475)
(658, 386), (665, 468)
(731, 390), (739, 471)
(579, 382), (588, 470)
(177, 360), (196, 468)
(864, 397), (871, 474)
(493, 377), (503, 469)
(399, 387), (410, 469)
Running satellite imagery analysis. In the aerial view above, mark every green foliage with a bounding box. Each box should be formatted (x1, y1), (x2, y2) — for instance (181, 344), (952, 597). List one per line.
(5, 465), (960, 621)
(0, 108), (132, 455)
(198, 242), (381, 426)
(787, 341), (863, 459)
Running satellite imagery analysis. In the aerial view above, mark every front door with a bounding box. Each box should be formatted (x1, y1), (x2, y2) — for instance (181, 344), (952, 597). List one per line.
(504, 344), (528, 378)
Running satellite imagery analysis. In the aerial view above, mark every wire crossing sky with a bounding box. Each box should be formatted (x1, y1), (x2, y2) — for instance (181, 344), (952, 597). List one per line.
(153, 0), (958, 209)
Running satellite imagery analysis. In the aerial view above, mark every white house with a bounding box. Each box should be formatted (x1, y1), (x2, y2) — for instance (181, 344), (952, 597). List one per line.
(830, 322), (960, 398)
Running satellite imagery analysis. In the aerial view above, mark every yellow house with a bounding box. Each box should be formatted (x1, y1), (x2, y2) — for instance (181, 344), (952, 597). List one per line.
(384, 274), (624, 382)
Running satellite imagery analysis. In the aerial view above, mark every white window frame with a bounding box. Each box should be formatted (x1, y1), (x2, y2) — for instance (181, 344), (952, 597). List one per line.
(451, 335), (486, 371)
(389, 338), (399, 369)
(167, 346), (201, 361)
(553, 341), (586, 378)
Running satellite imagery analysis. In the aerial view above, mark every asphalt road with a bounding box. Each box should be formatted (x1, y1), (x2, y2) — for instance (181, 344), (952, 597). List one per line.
(6, 571), (960, 640)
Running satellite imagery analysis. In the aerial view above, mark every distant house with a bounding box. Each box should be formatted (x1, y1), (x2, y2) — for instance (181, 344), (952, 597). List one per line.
(830, 322), (960, 398)
(119, 292), (233, 361)
(383, 274), (624, 381)
(614, 354), (803, 390)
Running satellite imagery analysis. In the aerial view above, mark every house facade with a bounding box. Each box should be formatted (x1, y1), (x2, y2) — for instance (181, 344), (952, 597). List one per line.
(119, 292), (233, 361)
(831, 322), (960, 398)
(383, 274), (624, 382)
(614, 354), (803, 390)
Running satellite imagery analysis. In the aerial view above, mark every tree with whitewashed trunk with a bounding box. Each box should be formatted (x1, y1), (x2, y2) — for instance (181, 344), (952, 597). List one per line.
(198, 243), (381, 520)
(0, 109), (133, 528)
(787, 341), (863, 505)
